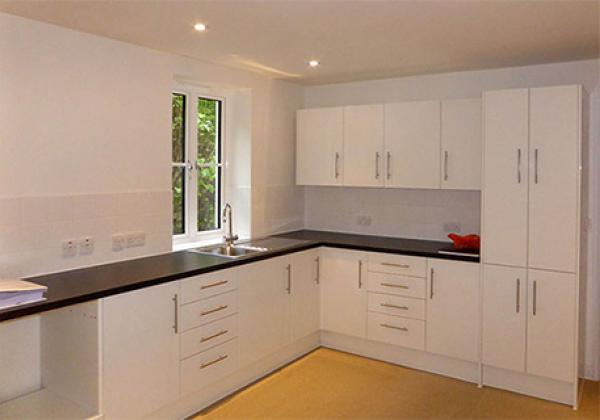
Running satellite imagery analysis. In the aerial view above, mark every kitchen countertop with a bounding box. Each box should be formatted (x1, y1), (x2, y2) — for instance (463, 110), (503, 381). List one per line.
(0, 230), (478, 322)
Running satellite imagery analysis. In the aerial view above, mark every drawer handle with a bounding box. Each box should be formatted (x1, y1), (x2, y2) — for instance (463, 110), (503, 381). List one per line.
(380, 282), (409, 289)
(201, 280), (229, 289)
(200, 354), (228, 369)
(381, 262), (410, 268)
(201, 305), (228, 316)
(380, 303), (408, 310)
(380, 323), (408, 332)
(200, 329), (229, 343)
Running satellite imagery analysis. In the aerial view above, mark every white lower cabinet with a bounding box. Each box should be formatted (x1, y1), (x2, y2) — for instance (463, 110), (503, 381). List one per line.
(320, 248), (367, 338)
(290, 249), (321, 342)
(526, 269), (576, 382)
(482, 264), (527, 372)
(238, 256), (291, 367)
(482, 265), (576, 383)
(102, 282), (180, 420)
(426, 259), (480, 362)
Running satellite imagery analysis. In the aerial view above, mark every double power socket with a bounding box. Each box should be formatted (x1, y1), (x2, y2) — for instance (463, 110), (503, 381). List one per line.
(61, 231), (146, 257)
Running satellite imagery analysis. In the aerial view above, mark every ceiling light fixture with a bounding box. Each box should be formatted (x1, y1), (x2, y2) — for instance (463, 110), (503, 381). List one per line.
(308, 60), (320, 68)
(193, 22), (207, 32)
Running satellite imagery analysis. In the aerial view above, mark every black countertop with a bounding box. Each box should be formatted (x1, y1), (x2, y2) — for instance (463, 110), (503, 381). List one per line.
(0, 230), (478, 322)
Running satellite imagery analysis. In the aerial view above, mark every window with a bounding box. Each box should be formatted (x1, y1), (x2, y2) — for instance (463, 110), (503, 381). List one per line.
(172, 91), (224, 243)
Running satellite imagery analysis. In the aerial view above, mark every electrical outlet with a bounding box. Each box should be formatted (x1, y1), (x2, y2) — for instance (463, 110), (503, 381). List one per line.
(126, 231), (146, 248)
(356, 215), (372, 226)
(443, 222), (461, 234)
(61, 239), (77, 258)
(78, 237), (94, 255)
(112, 234), (126, 251)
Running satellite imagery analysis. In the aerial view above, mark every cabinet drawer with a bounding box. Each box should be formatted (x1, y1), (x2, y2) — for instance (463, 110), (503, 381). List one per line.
(180, 268), (237, 304)
(180, 291), (238, 331)
(367, 272), (426, 298)
(368, 292), (425, 320)
(180, 338), (238, 396)
(180, 315), (238, 359)
(367, 312), (425, 351)
(368, 253), (426, 278)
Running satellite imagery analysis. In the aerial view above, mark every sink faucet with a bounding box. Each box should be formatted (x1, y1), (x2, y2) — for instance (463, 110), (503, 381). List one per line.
(222, 203), (238, 246)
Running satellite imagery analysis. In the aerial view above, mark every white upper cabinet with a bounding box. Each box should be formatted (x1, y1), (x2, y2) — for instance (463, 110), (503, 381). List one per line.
(384, 100), (441, 189)
(526, 269), (576, 382)
(320, 248), (367, 338)
(528, 86), (580, 273)
(102, 282), (180, 420)
(482, 89), (529, 267)
(289, 249), (321, 341)
(441, 98), (482, 190)
(296, 107), (344, 186)
(425, 259), (479, 362)
(482, 264), (527, 373)
(343, 104), (385, 187)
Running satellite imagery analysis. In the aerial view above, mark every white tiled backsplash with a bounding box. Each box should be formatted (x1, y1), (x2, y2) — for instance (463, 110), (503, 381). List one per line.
(0, 191), (171, 278)
(304, 187), (480, 242)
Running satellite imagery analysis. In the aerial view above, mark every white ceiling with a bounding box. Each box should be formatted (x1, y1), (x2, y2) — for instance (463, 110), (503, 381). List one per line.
(1, 0), (598, 86)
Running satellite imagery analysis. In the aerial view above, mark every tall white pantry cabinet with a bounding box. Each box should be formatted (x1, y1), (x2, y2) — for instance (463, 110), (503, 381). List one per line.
(481, 85), (582, 405)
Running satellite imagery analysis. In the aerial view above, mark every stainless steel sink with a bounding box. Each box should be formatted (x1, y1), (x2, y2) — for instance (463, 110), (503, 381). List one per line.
(188, 244), (268, 259)
(187, 237), (312, 259)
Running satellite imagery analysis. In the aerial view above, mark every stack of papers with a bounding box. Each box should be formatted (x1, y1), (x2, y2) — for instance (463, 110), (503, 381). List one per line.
(0, 279), (48, 310)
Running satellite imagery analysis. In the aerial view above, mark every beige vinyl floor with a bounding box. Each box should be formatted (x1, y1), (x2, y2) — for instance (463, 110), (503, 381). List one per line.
(195, 348), (599, 419)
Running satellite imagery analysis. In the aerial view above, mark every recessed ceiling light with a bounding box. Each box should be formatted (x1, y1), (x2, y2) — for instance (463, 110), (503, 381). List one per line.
(308, 60), (320, 68)
(194, 22), (207, 32)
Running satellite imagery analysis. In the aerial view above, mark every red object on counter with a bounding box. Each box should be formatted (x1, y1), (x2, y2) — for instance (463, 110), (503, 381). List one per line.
(448, 234), (480, 251)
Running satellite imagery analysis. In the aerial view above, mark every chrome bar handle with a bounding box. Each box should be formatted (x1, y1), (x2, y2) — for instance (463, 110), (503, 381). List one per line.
(201, 280), (228, 289)
(172, 294), (179, 334)
(375, 152), (380, 179)
(380, 323), (408, 332)
(429, 268), (434, 299)
(335, 152), (340, 179)
(517, 149), (522, 183)
(358, 260), (363, 289)
(381, 282), (409, 289)
(201, 329), (228, 343)
(381, 262), (409, 268)
(201, 305), (228, 316)
(315, 257), (320, 284)
(381, 303), (409, 310)
(444, 150), (449, 181)
(200, 354), (228, 369)
(386, 152), (391, 180)
(286, 264), (292, 294)
(516, 278), (520, 313)
(534, 149), (539, 184)
(533, 280), (537, 316)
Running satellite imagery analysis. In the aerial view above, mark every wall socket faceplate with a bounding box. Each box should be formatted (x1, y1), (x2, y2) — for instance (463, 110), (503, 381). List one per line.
(78, 237), (95, 255)
(443, 222), (461, 234)
(61, 239), (77, 258)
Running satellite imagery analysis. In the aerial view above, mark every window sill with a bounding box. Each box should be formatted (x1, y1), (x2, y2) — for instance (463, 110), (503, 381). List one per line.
(172, 235), (250, 252)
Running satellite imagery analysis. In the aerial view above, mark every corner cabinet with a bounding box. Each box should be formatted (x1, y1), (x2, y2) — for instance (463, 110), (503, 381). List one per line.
(101, 282), (180, 420)
(296, 107), (343, 186)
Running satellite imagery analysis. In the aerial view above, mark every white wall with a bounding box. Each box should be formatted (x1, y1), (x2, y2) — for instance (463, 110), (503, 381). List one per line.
(0, 11), (303, 402)
(303, 59), (600, 379)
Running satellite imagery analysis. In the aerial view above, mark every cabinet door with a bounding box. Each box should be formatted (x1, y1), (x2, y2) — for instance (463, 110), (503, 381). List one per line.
(290, 249), (321, 341)
(529, 85), (580, 273)
(482, 264), (526, 372)
(426, 259), (479, 362)
(102, 282), (179, 419)
(482, 89), (529, 267)
(441, 98), (482, 190)
(343, 104), (384, 187)
(296, 107), (344, 186)
(527, 269), (576, 382)
(238, 257), (289, 367)
(384, 100), (441, 188)
(321, 248), (367, 338)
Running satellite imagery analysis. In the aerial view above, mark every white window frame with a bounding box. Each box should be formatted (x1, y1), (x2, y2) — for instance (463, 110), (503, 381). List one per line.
(172, 86), (226, 246)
